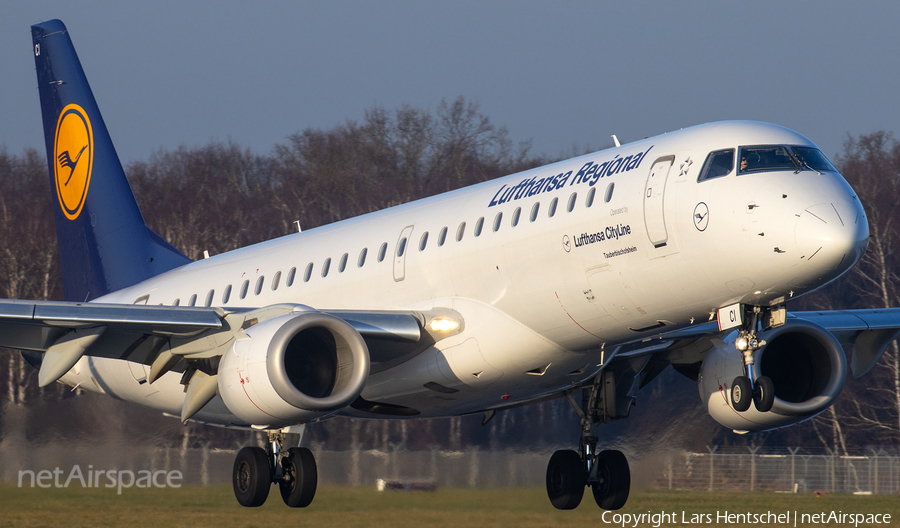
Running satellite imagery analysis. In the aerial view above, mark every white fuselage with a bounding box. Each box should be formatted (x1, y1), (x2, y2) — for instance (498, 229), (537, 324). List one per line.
(58, 121), (868, 425)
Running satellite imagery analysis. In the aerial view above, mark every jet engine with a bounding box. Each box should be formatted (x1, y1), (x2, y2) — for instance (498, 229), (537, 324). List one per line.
(698, 319), (846, 432)
(217, 312), (369, 427)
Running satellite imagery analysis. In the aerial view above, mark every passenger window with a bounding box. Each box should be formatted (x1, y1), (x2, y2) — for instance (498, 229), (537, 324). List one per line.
(548, 197), (558, 217)
(272, 271), (281, 290)
(419, 232), (429, 251)
(322, 258), (331, 277)
(474, 217), (484, 237)
(604, 182), (615, 203)
(304, 263), (313, 282)
(456, 222), (466, 241)
(378, 243), (388, 262)
(397, 238), (407, 258)
(586, 187), (596, 208)
(205, 290), (214, 307)
(189, 294), (197, 307)
(240, 280), (249, 299)
(287, 267), (296, 287)
(698, 149), (735, 181)
(492, 212), (503, 232)
(358, 248), (367, 267)
(530, 202), (540, 222)
(255, 276), (264, 295)
(222, 285), (232, 304)
(438, 227), (448, 246)
(339, 253), (348, 272)
(511, 207), (521, 227)
(567, 192), (577, 212)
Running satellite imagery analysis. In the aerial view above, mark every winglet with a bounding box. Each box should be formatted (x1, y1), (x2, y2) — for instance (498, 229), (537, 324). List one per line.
(31, 20), (191, 302)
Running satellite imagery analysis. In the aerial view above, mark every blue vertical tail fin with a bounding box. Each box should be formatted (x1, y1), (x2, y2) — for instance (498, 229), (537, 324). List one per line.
(31, 20), (191, 302)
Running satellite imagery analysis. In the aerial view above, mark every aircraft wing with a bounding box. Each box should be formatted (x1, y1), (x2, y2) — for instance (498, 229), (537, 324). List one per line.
(0, 300), (223, 348)
(0, 299), (433, 388)
(605, 308), (900, 387)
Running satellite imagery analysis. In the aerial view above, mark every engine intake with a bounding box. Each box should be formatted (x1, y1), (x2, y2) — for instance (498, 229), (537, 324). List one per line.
(266, 312), (369, 412)
(218, 312), (369, 427)
(759, 320), (845, 416)
(699, 319), (846, 431)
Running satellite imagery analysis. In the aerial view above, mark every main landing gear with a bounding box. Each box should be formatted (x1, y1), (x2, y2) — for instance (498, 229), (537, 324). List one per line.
(546, 373), (631, 510)
(729, 306), (775, 413)
(233, 430), (317, 508)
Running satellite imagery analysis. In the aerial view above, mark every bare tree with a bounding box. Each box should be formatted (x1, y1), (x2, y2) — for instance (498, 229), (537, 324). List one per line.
(801, 132), (900, 449)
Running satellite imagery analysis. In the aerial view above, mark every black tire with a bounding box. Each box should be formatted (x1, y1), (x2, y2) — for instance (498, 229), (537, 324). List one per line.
(592, 450), (630, 510)
(233, 446), (271, 507)
(731, 376), (752, 412)
(753, 375), (775, 412)
(546, 449), (585, 510)
(280, 447), (318, 508)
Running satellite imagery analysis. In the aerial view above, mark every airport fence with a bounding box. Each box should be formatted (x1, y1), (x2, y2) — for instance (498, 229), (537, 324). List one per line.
(646, 446), (900, 495)
(2, 440), (898, 494)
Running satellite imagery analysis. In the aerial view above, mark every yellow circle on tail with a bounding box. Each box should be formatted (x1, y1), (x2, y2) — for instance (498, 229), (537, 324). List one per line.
(53, 104), (93, 220)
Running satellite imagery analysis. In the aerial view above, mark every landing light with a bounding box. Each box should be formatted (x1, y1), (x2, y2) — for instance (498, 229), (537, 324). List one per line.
(430, 318), (460, 333)
(735, 336), (749, 351)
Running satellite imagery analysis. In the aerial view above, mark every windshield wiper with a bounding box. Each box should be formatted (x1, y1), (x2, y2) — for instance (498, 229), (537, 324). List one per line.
(789, 148), (821, 175)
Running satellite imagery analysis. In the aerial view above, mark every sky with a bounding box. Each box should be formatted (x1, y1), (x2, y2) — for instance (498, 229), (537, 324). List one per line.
(2, 1), (899, 166)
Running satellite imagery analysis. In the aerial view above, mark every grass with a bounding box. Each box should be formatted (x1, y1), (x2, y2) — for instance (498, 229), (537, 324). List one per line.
(0, 484), (897, 528)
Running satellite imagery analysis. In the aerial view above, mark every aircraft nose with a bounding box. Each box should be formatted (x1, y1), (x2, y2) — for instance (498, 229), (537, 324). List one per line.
(795, 202), (869, 273)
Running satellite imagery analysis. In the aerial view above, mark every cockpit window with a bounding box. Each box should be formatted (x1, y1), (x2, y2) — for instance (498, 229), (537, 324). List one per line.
(792, 147), (837, 173)
(737, 145), (836, 174)
(739, 146), (797, 173)
(698, 149), (735, 182)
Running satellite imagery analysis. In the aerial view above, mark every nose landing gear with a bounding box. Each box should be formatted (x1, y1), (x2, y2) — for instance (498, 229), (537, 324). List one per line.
(730, 307), (775, 413)
(232, 430), (318, 508)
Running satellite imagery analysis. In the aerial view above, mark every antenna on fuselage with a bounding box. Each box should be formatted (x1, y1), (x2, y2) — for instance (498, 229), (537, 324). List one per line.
(294, 220), (302, 233)
(611, 135), (621, 147)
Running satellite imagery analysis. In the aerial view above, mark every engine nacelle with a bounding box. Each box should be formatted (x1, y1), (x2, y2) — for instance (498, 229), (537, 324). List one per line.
(699, 319), (846, 432)
(218, 311), (370, 427)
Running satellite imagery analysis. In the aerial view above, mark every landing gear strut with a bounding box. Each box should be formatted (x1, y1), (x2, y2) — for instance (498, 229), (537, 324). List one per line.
(730, 306), (775, 413)
(546, 373), (631, 511)
(232, 430), (317, 508)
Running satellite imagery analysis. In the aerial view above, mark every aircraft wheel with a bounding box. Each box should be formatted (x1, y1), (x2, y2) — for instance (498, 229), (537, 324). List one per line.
(731, 376), (752, 412)
(753, 375), (775, 412)
(591, 449), (630, 510)
(280, 447), (318, 508)
(233, 446), (271, 507)
(546, 449), (585, 510)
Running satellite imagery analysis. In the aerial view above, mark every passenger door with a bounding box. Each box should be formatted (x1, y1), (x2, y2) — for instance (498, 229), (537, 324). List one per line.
(643, 156), (674, 247)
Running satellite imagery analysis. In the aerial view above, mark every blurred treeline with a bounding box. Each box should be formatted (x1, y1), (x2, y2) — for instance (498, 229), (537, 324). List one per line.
(0, 99), (897, 455)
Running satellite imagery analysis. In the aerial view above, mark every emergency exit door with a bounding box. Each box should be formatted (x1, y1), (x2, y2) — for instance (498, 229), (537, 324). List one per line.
(393, 225), (414, 282)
